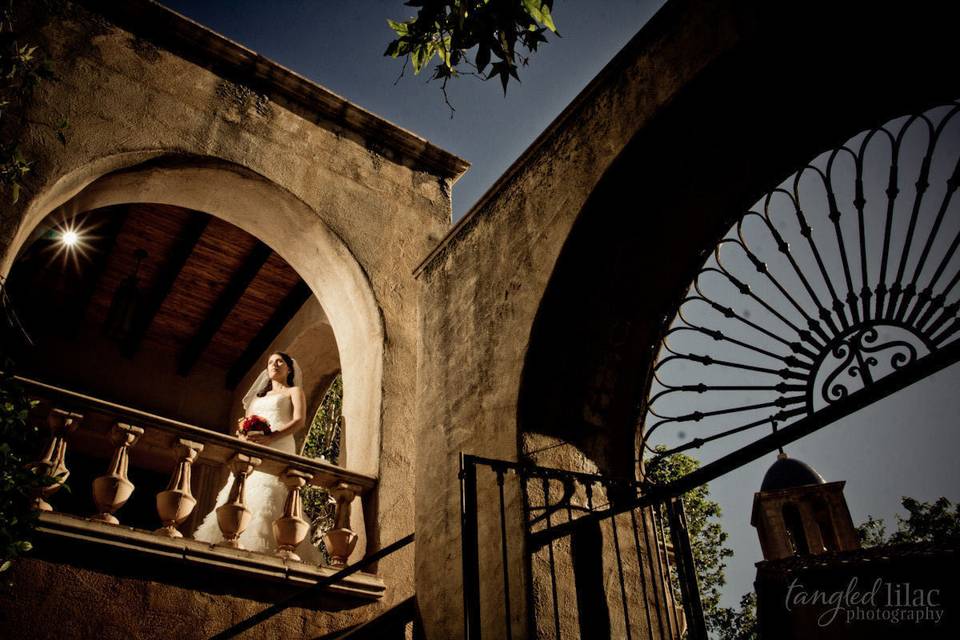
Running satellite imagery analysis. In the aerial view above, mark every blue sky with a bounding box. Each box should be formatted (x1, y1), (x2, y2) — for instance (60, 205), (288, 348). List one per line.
(161, 0), (665, 221)
(161, 0), (960, 613)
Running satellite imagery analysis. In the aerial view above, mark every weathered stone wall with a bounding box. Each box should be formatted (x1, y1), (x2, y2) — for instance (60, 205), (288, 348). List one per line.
(0, 553), (411, 640)
(415, 0), (960, 637)
(0, 1), (463, 636)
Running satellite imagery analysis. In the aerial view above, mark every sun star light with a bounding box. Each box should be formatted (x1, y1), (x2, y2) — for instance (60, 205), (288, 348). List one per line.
(61, 229), (80, 247)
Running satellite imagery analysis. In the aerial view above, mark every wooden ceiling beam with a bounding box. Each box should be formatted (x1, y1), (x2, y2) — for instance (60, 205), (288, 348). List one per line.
(70, 206), (130, 331)
(177, 241), (272, 377)
(121, 213), (209, 357)
(224, 280), (312, 390)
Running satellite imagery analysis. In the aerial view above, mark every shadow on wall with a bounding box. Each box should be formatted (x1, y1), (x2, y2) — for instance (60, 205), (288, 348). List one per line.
(516, 5), (960, 481)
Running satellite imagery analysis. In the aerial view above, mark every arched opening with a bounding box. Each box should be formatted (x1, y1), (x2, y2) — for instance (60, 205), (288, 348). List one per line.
(812, 497), (838, 552)
(781, 503), (809, 556)
(517, 40), (960, 481)
(6, 203), (339, 434)
(3, 155), (384, 479)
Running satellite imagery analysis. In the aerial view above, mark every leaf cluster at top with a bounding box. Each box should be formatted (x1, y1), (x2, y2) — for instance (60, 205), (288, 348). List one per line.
(384, 0), (559, 97)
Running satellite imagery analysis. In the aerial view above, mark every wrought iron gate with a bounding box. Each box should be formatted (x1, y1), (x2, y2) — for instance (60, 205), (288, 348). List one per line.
(641, 101), (960, 464)
(460, 454), (707, 640)
(460, 99), (960, 640)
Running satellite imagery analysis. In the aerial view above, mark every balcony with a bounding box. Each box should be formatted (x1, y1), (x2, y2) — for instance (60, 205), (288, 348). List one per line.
(18, 375), (385, 601)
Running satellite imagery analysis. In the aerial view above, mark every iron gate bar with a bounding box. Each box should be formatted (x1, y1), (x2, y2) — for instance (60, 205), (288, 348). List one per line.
(628, 508), (658, 640)
(461, 453), (644, 489)
(459, 454), (483, 640)
(608, 496), (634, 640)
(652, 507), (680, 638)
(531, 337), (960, 549)
(638, 507), (669, 639)
(495, 468), (515, 640)
(541, 477), (563, 640)
(666, 498), (707, 640)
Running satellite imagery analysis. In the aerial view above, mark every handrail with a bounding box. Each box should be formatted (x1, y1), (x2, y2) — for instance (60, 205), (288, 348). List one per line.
(18, 374), (376, 568)
(15, 374), (376, 488)
(462, 453), (643, 489)
(208, 533), (415, 640)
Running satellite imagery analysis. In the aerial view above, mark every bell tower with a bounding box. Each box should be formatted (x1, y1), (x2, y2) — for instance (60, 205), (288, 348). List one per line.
(750, 452), (860, 561)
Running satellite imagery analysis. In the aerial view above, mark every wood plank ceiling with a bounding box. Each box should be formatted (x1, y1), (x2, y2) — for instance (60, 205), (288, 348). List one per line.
(7, 203), (314, 388)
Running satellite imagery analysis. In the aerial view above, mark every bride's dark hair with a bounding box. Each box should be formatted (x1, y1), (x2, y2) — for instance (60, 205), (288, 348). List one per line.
(257, 352), (296, 397)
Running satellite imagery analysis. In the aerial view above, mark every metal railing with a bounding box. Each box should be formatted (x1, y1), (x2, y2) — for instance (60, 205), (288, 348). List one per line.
(460, 454), (707, 640)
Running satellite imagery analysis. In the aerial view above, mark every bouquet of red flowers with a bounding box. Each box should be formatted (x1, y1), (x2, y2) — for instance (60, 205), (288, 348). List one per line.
(240, 415), (272, 436)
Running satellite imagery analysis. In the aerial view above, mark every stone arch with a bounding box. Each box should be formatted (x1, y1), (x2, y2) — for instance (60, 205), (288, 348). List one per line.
(4, 152), (384, 477)
(516, 4), (960, 480)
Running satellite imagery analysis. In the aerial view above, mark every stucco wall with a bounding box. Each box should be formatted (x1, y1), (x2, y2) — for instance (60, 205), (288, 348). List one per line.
(0, 554), (408, 639)
(414, 0), (960, 637)
(414, 1), (746, 635)
(0, 0), (462, 634)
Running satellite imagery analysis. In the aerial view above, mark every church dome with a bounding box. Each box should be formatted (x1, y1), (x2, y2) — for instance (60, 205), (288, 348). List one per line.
(760, 454), (825, 492)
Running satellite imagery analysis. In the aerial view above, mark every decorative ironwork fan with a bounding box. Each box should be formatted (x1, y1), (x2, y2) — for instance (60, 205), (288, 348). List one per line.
(641, 101), (960, 462)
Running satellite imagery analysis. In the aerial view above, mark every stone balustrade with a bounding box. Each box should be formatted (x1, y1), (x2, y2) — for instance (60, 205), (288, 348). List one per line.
(17, 375), (374, 569)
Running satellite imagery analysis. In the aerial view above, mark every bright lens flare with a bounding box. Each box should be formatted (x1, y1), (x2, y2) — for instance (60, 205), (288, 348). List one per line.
(45, 220), (97, 272)
(61, 229), (80, 247)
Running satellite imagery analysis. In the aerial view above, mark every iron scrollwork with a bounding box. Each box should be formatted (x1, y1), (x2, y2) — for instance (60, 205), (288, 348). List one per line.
(818, 325), (922, 406)
(641, 100), (960, 464)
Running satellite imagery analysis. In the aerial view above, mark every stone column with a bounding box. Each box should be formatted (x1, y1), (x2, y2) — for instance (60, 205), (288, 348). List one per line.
(323, 482), (360, 566)
(29, 408), (82, 511)
(92, 422), (144, 524)
(215, 453), (261, 549)
(273, 468), (313, 561)
(155, 439), (204, 538)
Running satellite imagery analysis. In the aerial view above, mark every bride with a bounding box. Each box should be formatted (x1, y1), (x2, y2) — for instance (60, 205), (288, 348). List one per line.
(193, 352), (322, 562)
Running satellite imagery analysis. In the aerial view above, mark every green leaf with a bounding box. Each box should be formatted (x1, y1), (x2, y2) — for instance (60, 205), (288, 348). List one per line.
(539, 4), (557, 33)
(0, 560), (11, 573)
(521, 0), (544, 23)
(387, 19), (410, 37)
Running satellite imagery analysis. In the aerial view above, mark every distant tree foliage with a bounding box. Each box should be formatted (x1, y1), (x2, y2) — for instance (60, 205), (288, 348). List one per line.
(302, 374), (342, 464)
(644, 447), (756, 638)
(857, 496), (960, 548)
(712, 591), (758, 640)
(384, 0), (559, 103)
(301, 374), (343, 563)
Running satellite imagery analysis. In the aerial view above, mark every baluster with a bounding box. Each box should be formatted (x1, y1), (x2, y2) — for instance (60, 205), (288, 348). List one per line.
(92, 422), (144, 524)
(29, 408), (83, 511)
(215, 453), (261, 549)
(155, 439), (204, 538)
(273, 468), (313, 560)
(323, 482), (360, 566)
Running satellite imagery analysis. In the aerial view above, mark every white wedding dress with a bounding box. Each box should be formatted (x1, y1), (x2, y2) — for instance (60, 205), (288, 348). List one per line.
(192, 393), (322, 563)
